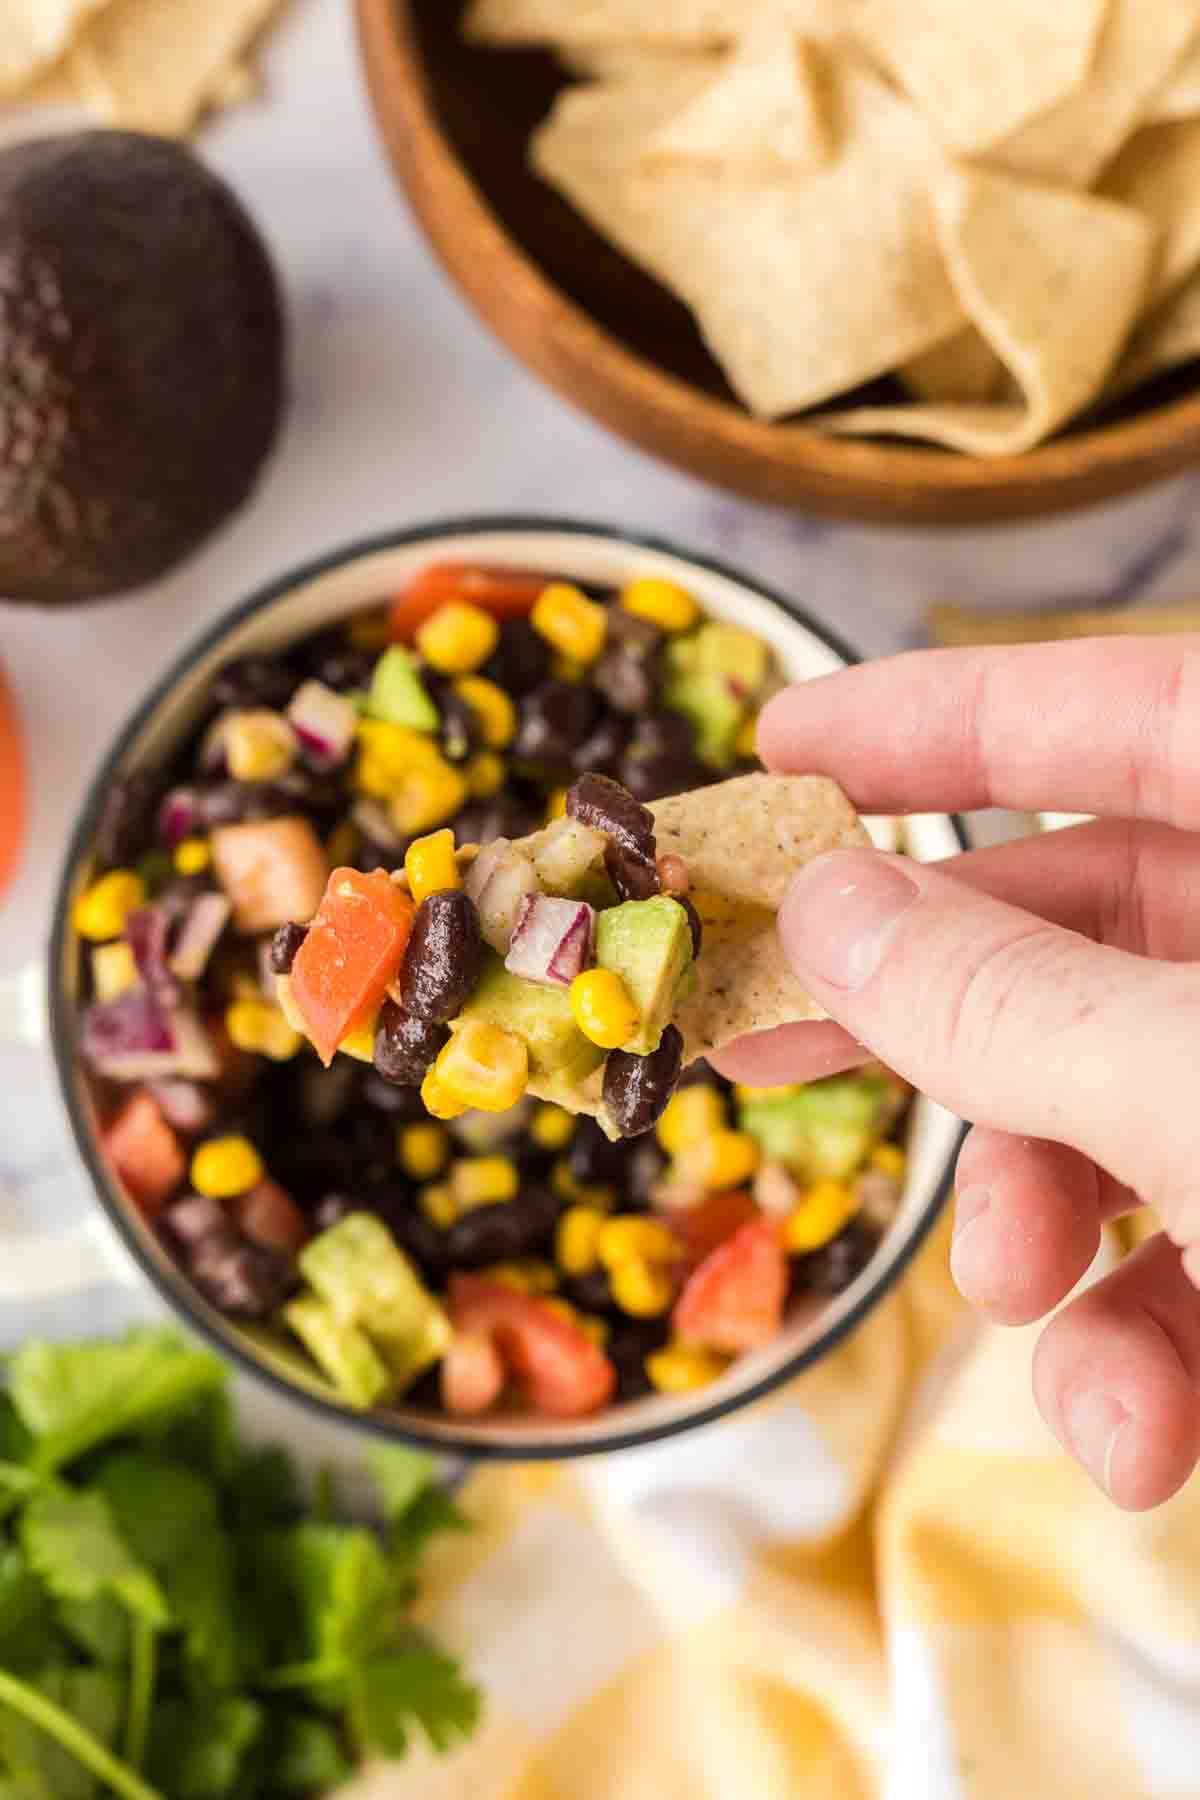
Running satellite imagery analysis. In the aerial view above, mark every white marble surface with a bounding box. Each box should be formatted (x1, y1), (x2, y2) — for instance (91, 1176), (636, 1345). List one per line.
(2, 0), (1200, 1363)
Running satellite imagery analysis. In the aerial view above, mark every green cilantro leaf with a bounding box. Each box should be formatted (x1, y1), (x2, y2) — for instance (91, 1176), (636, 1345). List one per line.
(10, 1333), (223, 1476)
(253, 1712), (350, 1795)
(349, 1630), (481, 1758)
(255, 1524), (394, 1679)
(0, 1551), (61, 1674)
(139, 1388), (237, 1486)
(367, 1446), (437, 1523)
(52, 1595), (128, 1670)
(0, 1665), (123, 1800)
(145, 1694), (263, 1800)
(19, 1488), (168, 1629)
(224, 1447), (302, 1534)
(390, 1484), (470, 1566)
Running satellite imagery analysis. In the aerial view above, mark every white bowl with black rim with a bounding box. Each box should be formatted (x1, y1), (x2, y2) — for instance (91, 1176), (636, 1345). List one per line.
(37, 517), (966, 1459)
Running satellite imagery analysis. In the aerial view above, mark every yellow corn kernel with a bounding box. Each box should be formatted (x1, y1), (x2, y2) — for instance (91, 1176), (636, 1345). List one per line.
(173, 837), (212, 876)
(556, 1204), (606, 1277)
(733, 1083), (801, 1106)
(434, 1019), (528, 1113)
(324, 818), (359, 868)
(550, 656), (586, 684)
(91, 941), (139, 1003)
(551, 1160), (615, 1212)
(782, 1179), (858, 1254)
(451, 1155), (519, 1209)
(339, 1016), (378, 1064)
(543, 1297), (609, 1345)
(274, 974), (308, 1038)
(399, 1123), (449, 1182)
(735, 712), (760, 761)
(225, 998), (303, 1062)
(73, 870), (145, 942)
(225, 710), (297, 783)
(610, 1257), (675, 1318)
(419, 1182), (458, 1230)
(677, 1129), (760, 1192)
(454, 676), (516, 749)
(531, 583), (607, 665)
(646, 1344), (729, 1394)
(191, 1135), (264, 1199)
(389, 763), (468, 837)
(420, 1067), (469, 1121)
(569, 968), (640, 1051)
(489, 1259), (557, 1296)
(545, 788), (568, 822)
(346, 607), (391, 651)
(405, 828), (461, 905)
(355, 751), (398, 800)
(870, 1143), (906, 1181)
(358, 718), (444, 769)
(597, 1216), (680, 1272)
(619, 576), (700, 635)
(656, 1083), (726, 1156)
(415, 601), (499, 675)
(531, 1104), (574, 1152)
(464, 751), (505, 800)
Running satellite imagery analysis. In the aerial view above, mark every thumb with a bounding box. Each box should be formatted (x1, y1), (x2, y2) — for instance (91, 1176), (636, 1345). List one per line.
(778, 849), (1200, 1239)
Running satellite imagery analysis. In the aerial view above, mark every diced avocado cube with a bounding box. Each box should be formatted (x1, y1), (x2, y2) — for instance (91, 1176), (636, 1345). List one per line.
(458, 951), (604, 1082)
(364, 647), (440, 733)
(298, 1213), (452, 1397)
(737, 1073), (889, 1182)
(283, 1294), (392, 1410)
(594, 895), (693, 1055)
(663, 622), (770, 767)
(374, 1303), (452, 1391)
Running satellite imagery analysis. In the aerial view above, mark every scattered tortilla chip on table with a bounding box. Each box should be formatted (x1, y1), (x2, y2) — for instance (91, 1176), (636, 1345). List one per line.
(0, 0), (108, 95)
(818, 165), (1155, 455)
(1148, 30), (1200, 122)
(67, 0), (282, 136)
(640, 27), (833, 177)
(851, 0), (1108, 153)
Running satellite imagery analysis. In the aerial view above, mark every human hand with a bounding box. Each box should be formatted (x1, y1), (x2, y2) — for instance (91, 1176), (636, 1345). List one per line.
(713, 636), (1200, 1510)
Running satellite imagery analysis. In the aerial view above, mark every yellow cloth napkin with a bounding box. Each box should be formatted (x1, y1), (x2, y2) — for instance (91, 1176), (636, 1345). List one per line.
(346, 1212), (1200, 1799)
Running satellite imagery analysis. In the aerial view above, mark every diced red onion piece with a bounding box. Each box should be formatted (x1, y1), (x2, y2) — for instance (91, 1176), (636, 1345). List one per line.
(167, 893), (231, 982)
(199, 711), (235, 773)
(165, 1193), (227, 1245)
(474, 850), (540, 956)
(82, 991), (220, 1081)
(504, 895), (595, 987)
(286, 680), (357, 768)
(532, 820), (607, 896)
(125, 906), (180, 1002)
(157, 788), (202, 850)
(463, 837), (510, 904)
(147, 1078), (216, 1136)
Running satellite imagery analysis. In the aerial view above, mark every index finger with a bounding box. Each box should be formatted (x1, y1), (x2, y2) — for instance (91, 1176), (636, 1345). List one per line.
(758, 636), (1200, 827)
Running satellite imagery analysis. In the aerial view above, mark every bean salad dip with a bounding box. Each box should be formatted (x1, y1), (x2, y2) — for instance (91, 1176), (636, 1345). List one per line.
(74, 563), (909, 1423)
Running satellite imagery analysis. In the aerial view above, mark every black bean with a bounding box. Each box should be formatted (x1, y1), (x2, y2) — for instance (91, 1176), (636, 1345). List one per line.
(95, 772), (157, 868)
(434, 684), (483, 764)
(481, 617), (550, 698)
(571, 710), (632, 777)
(212, 654), (297, 712)
(564, 1268), (616, 1315)
(154, 873), (214, 928)
(678, 896), (703, 958)
(373, 1000), (449, 1086)
(569, 1116), (629, 1188)
(593, 647), (658, 716)
(605, 845), (662, 902)
(361, 1070), (426, 1119)
(313, 1191), (356, 1233)
(193, 1239), (293, 1318)
(790, 1219), (880, 1297)
(372, 1193), (449, 1283)
(619, 752), (710, 803)
(297, 1062), (357, 1129)
(357, 832), (407, 874)
(164, 1193), (227, 1247)
(269, 921), (308, 975)
(626, 1138), (668, 1208)
(603, 1025), (684, 1138)
(677, 1057), (717, 1088)
(513, 681), (600, 776)
(307, 637), (377, 693)
(399, 891), (482, 1023)
(606, 608), (661, 653)
(451, 794), (538, 849)
(443, 1185), (560, 1267)
(566, 773), (655, 858)
(607, 1318), (670, 1401)
(637, 710), (694, 758)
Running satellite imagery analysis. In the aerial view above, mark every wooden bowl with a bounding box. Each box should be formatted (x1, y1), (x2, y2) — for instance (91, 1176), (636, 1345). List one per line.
(356, 0), (1200, 526)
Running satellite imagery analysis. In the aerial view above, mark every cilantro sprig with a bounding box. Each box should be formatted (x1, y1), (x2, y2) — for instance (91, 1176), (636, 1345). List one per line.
(0, 1331), (479, 1798)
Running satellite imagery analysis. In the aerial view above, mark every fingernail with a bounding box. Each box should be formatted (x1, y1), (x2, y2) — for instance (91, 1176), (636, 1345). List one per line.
(949, 1183), (992, 1297)
(779, 851), (920, 992)
(1064, 1389), (1130, 1496)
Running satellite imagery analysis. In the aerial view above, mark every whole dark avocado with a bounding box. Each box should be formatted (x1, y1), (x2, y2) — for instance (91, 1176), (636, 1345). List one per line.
(0, 130), (285, 605)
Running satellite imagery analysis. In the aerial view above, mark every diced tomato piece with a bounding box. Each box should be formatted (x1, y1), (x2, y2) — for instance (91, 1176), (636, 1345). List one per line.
(449, 1276), (616, 1418)
(389, 564), (547, 643)
(441, 1330), (506, 1416)
(102, 1090), (186, 1217)
(234, 1179), (309, 1254)
(670, 1189), (760, 1266)
(211, 816), (328, 936)
(673, 1219), (787, 1354)
(288, 868), (415, 1065)
(0, 663), (25, 900)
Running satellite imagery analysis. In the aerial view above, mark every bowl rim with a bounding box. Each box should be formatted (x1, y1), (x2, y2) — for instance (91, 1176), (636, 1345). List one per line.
(49, 513), (968, 1459)
(356, 0), (1200, 525)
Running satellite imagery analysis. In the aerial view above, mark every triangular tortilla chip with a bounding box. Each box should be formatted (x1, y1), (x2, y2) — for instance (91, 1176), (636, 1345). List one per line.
(1103, 118), (1200, 308)
(68, 0), (279, 135)
(901, 328), (1010, 405)
(1149, 31), (1200, 122)
(534, 58), (963, 417)
(0, 0), (109, 95)
(1109, 268), (1200, 396)
(557, 44), (722, 82)
(851, 0), (1107, 154)
(640, 28), (832, 178)
(818, 164), (1155, 455)
(467, 0), (843, 48)
(985, 0), (1200, 188)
